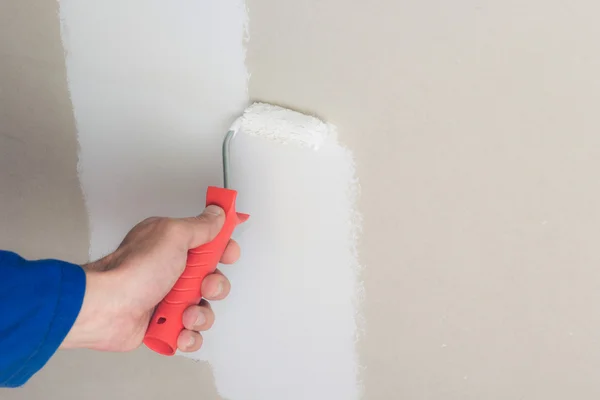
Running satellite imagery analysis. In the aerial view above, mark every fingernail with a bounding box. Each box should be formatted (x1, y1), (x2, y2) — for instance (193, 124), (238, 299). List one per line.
(212, 282), (224, 297)
(187, 335), (195, 348)
(195, 312), (206, 327)
(203, 205), (222, 217)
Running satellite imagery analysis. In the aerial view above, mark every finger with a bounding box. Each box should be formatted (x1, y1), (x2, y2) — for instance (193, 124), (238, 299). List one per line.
(181, 205), (226, 249)
(220, 239), (240, 264)
(202, 272), (231, 300)
(177, 330), (203, 352)
(182, 301), (215, 331)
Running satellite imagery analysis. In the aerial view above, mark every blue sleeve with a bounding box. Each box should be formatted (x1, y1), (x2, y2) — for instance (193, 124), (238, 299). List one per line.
(0, 250), (86, 388)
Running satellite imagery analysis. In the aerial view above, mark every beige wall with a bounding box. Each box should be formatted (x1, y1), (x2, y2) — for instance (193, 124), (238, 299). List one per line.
(4, 0), (600, 399)
(0, 0), (87, 262)
(246, 0), (600, 399)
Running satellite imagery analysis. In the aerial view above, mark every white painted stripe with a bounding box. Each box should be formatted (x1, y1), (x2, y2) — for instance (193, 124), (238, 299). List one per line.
(60, 1), (361, 398)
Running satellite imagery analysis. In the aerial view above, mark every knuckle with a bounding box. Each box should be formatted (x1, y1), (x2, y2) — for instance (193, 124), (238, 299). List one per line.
(142, 216), (161, 224)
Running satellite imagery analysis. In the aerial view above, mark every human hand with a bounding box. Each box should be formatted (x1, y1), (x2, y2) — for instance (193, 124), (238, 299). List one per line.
(61, 205), (239, 353)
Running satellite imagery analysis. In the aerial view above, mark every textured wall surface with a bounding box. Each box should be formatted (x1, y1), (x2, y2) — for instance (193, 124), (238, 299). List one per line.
(246, 0), (600, 398)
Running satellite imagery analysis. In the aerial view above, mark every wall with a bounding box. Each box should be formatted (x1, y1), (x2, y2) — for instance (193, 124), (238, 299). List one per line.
(246, 0), (600, 399)
(5, 0), (600, 399)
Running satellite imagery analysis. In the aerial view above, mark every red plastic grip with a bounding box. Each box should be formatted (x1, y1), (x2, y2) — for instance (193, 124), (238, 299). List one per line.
(143, 186), (249, 355)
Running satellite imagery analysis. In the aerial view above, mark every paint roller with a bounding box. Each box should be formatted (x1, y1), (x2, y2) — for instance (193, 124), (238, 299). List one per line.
(143, 102), (329, 355)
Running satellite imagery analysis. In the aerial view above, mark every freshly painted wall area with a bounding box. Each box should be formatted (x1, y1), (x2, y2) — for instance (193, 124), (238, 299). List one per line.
(187, 129), (361, 399)
(59, 0), (361, 399)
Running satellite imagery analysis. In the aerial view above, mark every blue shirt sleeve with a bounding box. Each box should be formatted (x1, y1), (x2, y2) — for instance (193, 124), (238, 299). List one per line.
(0, 250), (86, 387)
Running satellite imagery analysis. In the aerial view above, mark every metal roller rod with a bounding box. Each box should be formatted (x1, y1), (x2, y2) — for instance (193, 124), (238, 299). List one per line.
(222, 129), (236, 189)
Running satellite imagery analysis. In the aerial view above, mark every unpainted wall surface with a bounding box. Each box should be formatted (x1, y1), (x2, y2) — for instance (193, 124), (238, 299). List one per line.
(0, 0), (87, 261)
(246, 0), (600, 399)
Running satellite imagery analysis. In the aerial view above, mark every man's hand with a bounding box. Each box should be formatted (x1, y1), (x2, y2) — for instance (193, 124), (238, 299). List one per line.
(61, 205), (239, 353)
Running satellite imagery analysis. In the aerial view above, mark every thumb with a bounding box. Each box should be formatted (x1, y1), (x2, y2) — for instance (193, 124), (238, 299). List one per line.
(183, 205), (226, 249)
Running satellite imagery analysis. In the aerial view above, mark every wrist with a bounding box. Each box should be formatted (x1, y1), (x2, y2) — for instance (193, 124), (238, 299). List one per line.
(60, 269), (114, 350)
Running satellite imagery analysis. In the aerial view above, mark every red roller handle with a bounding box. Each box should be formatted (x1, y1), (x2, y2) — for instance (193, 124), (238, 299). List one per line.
(143, 186), (249, 355)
